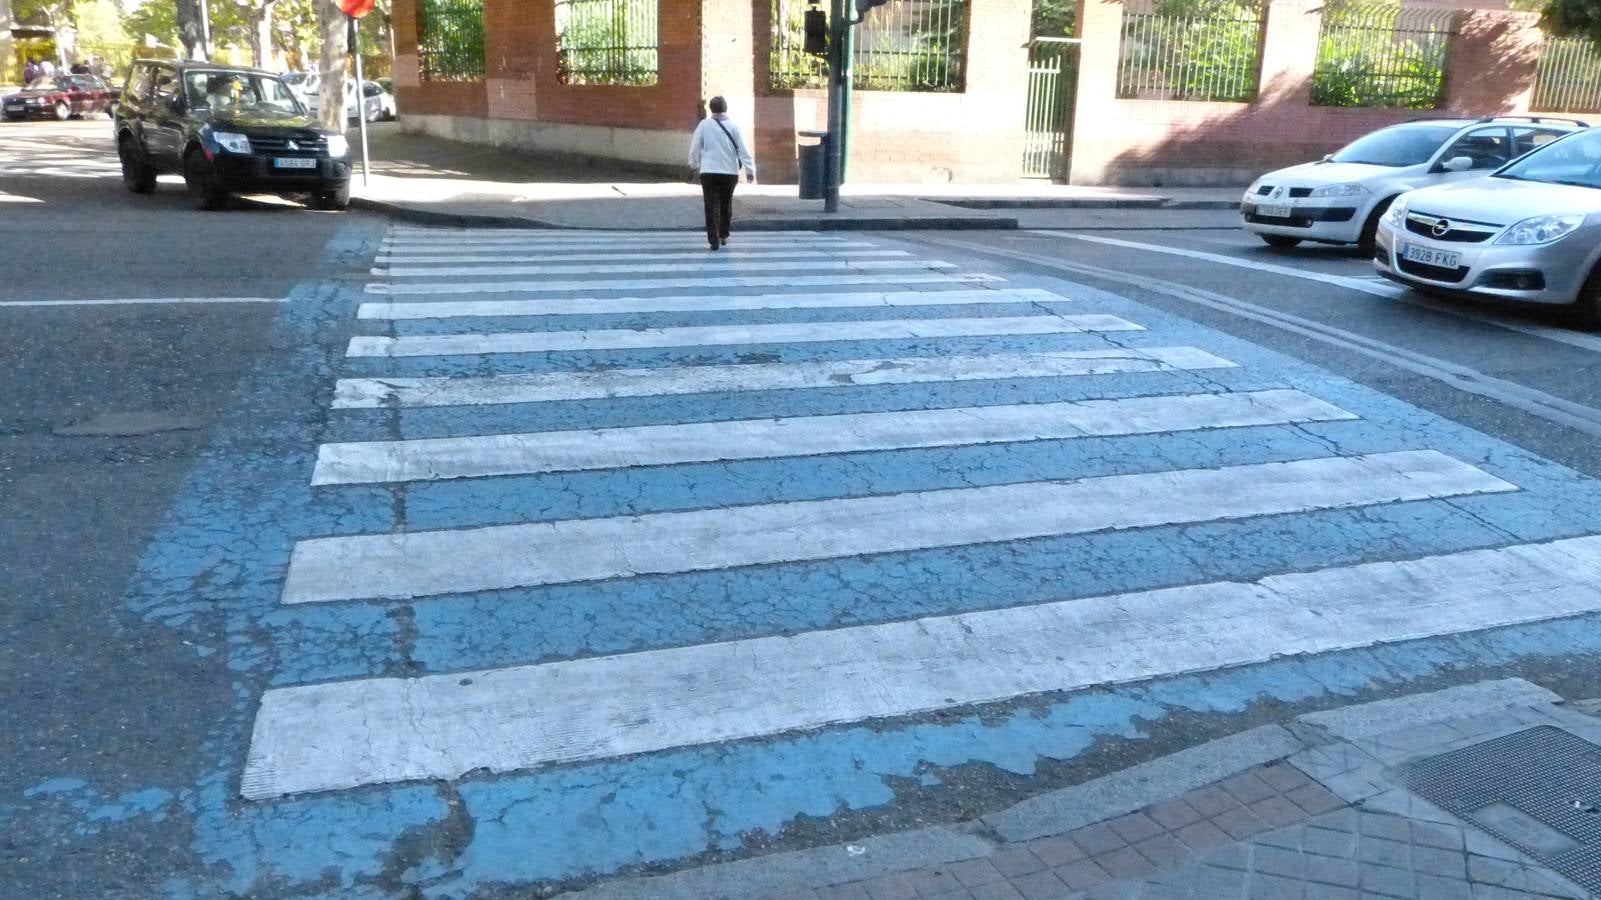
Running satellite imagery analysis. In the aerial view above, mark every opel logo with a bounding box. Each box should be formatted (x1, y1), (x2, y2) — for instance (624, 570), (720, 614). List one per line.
(287, 140), (300, 151)
(1431, 219), (1451, 238)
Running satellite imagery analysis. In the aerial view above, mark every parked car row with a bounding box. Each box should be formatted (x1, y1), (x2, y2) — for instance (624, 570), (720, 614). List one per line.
(281, 71), (395, 122)
(3, 75), (118, 121)
(1242, 116), (1601, 328)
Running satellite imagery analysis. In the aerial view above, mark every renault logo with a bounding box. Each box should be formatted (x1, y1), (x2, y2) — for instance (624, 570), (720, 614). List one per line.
(287, 140), (300, 151)
(1431, 219), (1452, 237)
(1270, 187), (1283, 199)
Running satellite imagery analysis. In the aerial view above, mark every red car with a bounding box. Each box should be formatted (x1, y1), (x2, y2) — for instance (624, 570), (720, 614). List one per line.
(2, 75), (118, 121)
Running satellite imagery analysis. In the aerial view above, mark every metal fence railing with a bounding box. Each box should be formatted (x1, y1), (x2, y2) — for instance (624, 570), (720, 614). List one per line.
(1311, 1), (1457, 108)
(418, 0), (486, 81)
(555, 0), (659, 86)
(1532, 36), (1601, 114)
(770, 0), (968, 92)
(1023, 39), (1077, 179)
(1115, 0), (1266, 103)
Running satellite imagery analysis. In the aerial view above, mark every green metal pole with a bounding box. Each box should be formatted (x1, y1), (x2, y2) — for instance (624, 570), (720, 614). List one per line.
(840, 18), (853, 184)
(823, 0), (844, 213)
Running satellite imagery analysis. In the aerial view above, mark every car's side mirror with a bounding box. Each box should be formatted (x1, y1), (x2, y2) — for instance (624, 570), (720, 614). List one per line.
(1442, 156), (1474, 172)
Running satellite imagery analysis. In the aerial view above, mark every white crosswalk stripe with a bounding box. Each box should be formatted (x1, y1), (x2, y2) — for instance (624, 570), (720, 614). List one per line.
(365, 272), (1004, 295)
(244, 534), (1601, 798)
(311, 389), (1358, 485)
(239, 225), (1565, 800)
(357, 288), (1069, 320)
(330, 346), (1239, 408)
(346, 314), (1144, 358)
(281, 450), (1512, 604)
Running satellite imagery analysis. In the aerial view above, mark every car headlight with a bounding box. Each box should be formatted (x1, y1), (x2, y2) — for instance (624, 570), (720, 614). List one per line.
(1382, 197), (1408, 229)
(1496, 213), (1585, 246)
(325, 134), (349, 157)
(212, 131), (251, 154)
(1308, 183), (1370, 198)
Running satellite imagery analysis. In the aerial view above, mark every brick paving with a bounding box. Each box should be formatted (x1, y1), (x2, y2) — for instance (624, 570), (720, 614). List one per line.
(778, 762), (1584, 900)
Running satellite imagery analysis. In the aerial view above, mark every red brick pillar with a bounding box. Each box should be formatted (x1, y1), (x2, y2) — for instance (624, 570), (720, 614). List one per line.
(1066, 0), (1124, 184)
(392, 0), (419, 95)
(1257, 0), (1320, 107)
(483, 0), (544, 118)
(1443, 10), (1542, 116)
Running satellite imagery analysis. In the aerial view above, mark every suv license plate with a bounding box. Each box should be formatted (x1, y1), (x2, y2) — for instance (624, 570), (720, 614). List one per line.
(1402, 244), (1461, 269)
(274, 157), (317, 169)
(1256, 204), (1292, 219)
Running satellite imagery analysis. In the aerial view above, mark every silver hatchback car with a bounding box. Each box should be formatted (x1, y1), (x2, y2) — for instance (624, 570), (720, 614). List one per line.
(1374, 127), (1601, 327)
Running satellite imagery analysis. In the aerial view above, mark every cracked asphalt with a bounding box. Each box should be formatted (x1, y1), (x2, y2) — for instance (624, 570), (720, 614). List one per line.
(8, 120), (1601, 899)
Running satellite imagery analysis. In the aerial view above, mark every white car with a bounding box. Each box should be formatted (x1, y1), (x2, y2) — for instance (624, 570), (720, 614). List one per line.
(1242, 117), (1587, 251)
(288, 74), (382, 122)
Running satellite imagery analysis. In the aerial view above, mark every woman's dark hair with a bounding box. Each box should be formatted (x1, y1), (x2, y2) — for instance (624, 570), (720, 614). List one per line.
(708, 96), (728, 114)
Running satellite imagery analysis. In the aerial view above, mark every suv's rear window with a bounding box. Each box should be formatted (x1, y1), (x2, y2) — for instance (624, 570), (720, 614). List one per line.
(1331, 125), (1460, 167)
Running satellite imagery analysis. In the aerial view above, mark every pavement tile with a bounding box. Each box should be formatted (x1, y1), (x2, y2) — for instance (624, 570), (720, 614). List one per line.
(815, 884), (873, 900)
(1174, 820), (1231, 853)
(923, 891), (975, 900)
(768, 891), (821, 900)
(1051, 860), (1111, 891)
(967, 883), (1025, 900)
(1146, 799), (1204, 832)
(1357, 812), (1412, 842)
(1251, 844), (1306, 879)
(990, 847), (1048, 879)
(1183, 785), (1240, 818)
(1256, 763), (1312, 793)
(1212, 806), (1272, 841)
(1094, 847), (1157, 881)
(1131, 833), (1191, 869)
(863, 873), (922, 900)
(1305, 854), (1362, 887)
(1356, 835), (1411, 870)
(907, 868), (964, 897)
(1070, 824), (1128, 857)
(1254, 825), (1303, 851)
(1358, 861), (1416, 898)
(1245, 872), (1305, 900)
(1302, 825), (1357, 858)
(1320, 771), (1387, 804)
(1410, 821), (1465, 852)
(1249, 796), (1308, 829)
(1307, 808), (1360, 834)
(1412, 844), (1468, 880)
(1464, 829), (1526, 862)
(1360, 790), (1459, 826)
(1027, 836), (1087, 868)
(1192, 863), (1249, 895)
(948, 858), (1006, 889)
(1219, 772), (1278, 805)
(1128, 883), (1192, 900)
(1201, 844), (1252, 871)
(1415, 872), (1474, 900)
(1011, 869), (1071, 900)
(1108, 813), (1165, 845)
(1284, 783), (1345, 816)
(1306, 887), (1359, 900)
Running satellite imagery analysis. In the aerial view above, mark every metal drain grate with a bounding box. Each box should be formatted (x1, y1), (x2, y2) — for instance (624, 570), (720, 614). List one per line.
(1394, 725), (1601, 893)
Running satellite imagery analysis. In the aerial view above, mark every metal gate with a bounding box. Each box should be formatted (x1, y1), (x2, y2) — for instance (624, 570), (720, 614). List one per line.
(1023, 37), (1079, 180)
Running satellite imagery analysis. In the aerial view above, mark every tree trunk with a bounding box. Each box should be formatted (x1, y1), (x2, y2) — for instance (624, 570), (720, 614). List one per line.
(251, 0), (280, 69)
(0, 0), (13, 86)
(316, 0), (347, 132)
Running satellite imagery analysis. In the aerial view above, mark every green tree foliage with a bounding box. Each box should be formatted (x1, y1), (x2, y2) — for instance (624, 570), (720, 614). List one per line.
(1543, 0), (1601, 46)
(1117, 0), (1264, 102)
(1310, 1), (1450, 109)
(1031, 0), (1075, 37)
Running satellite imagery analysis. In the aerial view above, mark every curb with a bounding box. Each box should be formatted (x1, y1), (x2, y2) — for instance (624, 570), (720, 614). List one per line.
(570, 679), (1567, 900)
(351, 196), (1018, 231)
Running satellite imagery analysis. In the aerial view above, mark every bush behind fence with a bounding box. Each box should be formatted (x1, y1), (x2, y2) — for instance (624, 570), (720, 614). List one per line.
(1311, 1), (1456, 109)
(418, 0), (486, 81)
(1115, 0), (1266, 103)
(770, 0), (968, 92)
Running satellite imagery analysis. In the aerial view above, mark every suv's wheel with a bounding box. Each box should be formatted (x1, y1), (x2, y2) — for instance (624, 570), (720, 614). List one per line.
(53, 102), (71, 121)
(183, 148), (228, 210)
(1570, 264), (1601, 331)
(309, 181), (351, 211)
(118, 136), (157, 194)
(1259, 235), (1302, 250)
(1359, 196), (1396, 253)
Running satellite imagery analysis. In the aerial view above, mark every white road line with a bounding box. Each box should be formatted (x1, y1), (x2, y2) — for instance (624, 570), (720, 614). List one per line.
(313, 389), (1356, 485)
(244, 532), (1601, 798)
(280, 450), (1513, 604)
(385, 229), (834, 241)
(0, 297), (286, 308)
(356, 288), (1070, 320)
(366, 272), (1003, 296)
(1037, 231), (1601, 356)
(345, 314), (1145, 358)
(331, 346), (1239, 409)
(375, 259), (958, 278)
(924, 236), (1601, 439)
(375, 249), (910, 265)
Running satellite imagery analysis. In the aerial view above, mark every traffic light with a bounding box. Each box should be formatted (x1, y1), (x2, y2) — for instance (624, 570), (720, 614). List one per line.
(803, 3), (828, 56)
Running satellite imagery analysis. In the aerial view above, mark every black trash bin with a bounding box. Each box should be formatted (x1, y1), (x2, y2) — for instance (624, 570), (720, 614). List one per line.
(797, 130), (828, 200)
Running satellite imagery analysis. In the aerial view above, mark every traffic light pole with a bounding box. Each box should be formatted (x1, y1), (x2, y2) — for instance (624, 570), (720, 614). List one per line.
(822, 0), (846, 214)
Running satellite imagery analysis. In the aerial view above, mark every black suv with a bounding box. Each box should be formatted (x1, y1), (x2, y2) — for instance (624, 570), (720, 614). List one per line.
(115, 60), (352, 210)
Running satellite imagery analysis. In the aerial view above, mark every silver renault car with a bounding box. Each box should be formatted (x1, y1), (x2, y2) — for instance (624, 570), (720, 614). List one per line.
(1374, 126), (1601, 327)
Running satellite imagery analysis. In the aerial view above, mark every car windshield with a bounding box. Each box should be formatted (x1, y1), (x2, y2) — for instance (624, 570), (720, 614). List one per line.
(184, 71), (303, 114)
(1496, 128), (1601, 190)
(63, 76), (101, 90)
(1331, 125), (1460, 167)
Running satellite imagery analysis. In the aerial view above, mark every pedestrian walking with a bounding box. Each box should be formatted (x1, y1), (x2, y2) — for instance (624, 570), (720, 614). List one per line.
(688, 96), (756, 251)
(23, 59), (41, 85)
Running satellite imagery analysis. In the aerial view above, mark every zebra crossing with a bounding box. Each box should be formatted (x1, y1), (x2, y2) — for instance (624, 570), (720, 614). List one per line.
(241, 226), (1601, 802)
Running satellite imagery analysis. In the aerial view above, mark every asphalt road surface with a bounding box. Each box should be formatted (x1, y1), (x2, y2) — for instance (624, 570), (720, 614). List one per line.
(6, 119), (1601, 900)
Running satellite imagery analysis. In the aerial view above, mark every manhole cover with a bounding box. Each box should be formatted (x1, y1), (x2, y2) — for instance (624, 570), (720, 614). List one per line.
(1393, 726), (1601, 892)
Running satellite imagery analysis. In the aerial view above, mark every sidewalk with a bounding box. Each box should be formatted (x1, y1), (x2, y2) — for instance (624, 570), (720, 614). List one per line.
(577, 680), (1596, 899)
(348, 125), (1242, 231)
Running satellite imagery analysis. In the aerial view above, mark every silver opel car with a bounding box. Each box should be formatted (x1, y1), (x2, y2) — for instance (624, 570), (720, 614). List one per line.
(1374, 127), (1601, 327)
